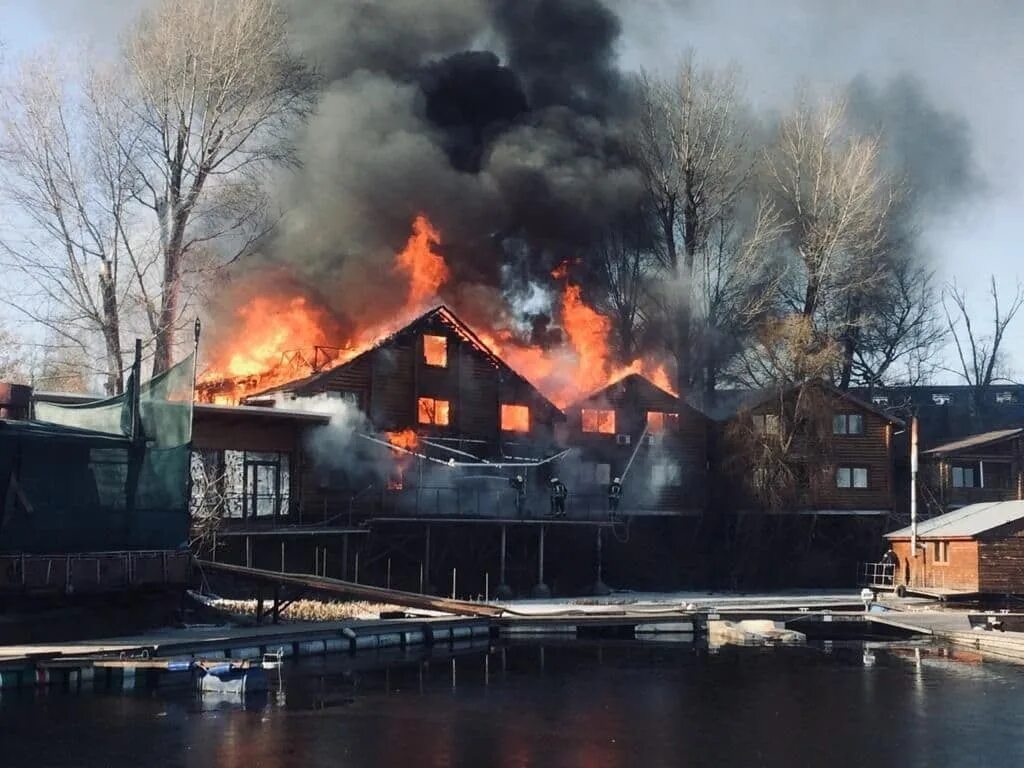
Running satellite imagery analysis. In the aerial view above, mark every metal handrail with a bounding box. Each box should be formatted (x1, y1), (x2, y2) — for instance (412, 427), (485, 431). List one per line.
(860, 561), (895, 588)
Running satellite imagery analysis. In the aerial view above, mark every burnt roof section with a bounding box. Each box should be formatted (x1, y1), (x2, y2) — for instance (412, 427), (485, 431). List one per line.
(921, 427), (1024, 456)
(247, 305), (564, 416)
(886, 500), (1024, 540)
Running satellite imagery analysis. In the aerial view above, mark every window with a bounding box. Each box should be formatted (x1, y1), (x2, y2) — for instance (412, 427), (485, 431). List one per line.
(418, 397), (450, 426)
(646, 411), (679, 433)
(833, 414), (864, 435)
(423, 335), (448, 367)
(753, 413), (780, 435)
(996, 391), (1018, 404)
(836, 467), (868, 489)
(872, 395), (890, 407)
(652, 462), (683, 487)
(932, 393), (952, 406)
(581, 408), (616, 434)
(933, 541), (950, 564)
(501, 404), (530, 432)
(951, 463), (978, 488)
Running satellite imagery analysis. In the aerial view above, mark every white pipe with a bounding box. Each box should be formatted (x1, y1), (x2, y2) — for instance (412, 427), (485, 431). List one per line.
(911, 416), (918, 558)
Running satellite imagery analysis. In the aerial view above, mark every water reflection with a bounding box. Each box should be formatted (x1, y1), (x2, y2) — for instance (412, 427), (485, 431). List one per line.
(3, 640), (1024, 767)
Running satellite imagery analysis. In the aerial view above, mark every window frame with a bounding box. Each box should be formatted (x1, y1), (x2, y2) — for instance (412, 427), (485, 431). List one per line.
(500, 403), (531, 433)
(951, 463), (978, 489)
(836, 466), (868, 489)
(581, 408), (616, 434)
(417, 396), (451, 426)
(833, 413), (865, 436)
(422, 334), (449, 368)
(646, 410), (680, 433)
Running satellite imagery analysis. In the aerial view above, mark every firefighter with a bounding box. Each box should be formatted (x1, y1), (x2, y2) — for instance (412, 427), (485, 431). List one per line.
(509, 474), (526, 517)
(608, 476), (623, 520)
(549, 477), (568, 517)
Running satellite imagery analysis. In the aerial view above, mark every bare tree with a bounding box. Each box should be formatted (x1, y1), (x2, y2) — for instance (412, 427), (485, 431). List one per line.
(943, 276), (1024, 411)
(634, 53), (750, 394)
(694, 198), (784, 401)
(121, 0), (317, 374)
(763, 95), (896, 388)
(0, 325), (28, 382)
(588, 205), (659, 362)
(0, 58), (138, 394)
(850, 256), (946, 387)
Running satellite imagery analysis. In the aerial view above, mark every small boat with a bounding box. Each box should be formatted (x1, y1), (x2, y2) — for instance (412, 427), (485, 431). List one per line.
(196, 660), (268, 695)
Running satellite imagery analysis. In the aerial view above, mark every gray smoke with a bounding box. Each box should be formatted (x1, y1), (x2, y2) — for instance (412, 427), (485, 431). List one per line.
(240, 0), (984, 357)
(257, 0), (642, 339)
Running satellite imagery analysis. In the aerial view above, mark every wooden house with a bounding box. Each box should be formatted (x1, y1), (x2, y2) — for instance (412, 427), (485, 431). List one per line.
(885, 500), (1024, 595)
(562, 373), (708, 516)
(245, 306), (565, 520)
(920, 428), (1024, 512)
(717, 380), (903, 515)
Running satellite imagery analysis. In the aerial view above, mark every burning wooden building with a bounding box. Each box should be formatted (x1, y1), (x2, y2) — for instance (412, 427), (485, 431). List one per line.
(562, 373), (709, 517)
(241, 305), (567, 520)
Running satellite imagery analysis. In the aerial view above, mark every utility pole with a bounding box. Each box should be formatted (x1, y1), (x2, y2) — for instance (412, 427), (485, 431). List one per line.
(910, 415), (919, 560)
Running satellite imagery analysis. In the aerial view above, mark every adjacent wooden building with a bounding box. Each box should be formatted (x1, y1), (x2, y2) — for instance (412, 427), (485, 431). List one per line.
(562, 373), (708, 516)
(920, 428), (1024, 512)
(885, 500), (1024, 595)
(717, 380), (903, 515)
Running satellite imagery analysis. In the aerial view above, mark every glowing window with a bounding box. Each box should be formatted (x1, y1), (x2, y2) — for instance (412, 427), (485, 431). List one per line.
(646, 411), (679, 433)
(501, 404), (530, 432)
(418, 397), (450, 426)
(581, 408), (616, 434)
(423, 335), (448, 367)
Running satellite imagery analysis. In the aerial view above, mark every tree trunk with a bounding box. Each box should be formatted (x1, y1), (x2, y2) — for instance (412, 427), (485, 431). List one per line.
(98, 260), (124, 395)
(152, 221), (186, 376)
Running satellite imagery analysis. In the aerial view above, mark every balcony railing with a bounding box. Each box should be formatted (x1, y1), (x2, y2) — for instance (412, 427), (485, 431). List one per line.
(212, 486), (694, 529)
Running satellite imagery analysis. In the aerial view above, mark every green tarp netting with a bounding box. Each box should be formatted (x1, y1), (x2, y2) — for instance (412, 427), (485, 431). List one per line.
(1, 355), (194, 554)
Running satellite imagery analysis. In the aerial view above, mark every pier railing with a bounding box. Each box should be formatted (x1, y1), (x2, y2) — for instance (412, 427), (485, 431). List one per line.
(0, 550), (192, 595)
(860, 562), (895, 589)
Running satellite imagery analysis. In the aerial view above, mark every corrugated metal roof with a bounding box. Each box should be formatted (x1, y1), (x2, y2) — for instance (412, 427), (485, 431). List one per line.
(886, 500), (1024, 539)
(921, 428), (1024, 456)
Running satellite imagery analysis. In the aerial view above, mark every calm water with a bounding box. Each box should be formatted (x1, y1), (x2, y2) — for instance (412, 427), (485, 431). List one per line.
(2, 640), (1024, 768)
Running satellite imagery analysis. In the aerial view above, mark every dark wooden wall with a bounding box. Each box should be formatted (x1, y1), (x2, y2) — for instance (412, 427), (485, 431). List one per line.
(563, 375), (708, 513)
(721, 390), (894, 513)
(979, 524), (1024, 593)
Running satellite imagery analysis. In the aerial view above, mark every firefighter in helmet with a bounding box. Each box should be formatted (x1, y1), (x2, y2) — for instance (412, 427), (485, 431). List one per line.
(608, 476), (623, 520)
(509, 474), (526, 517)
(549, 477), (568, 517)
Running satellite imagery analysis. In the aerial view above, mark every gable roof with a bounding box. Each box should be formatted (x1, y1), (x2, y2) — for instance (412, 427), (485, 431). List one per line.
(886, 500), (1024, 540)
(708, 379), (904, 426)
(568, 372), (682, 413)
(245, 305), (563, 416)
(921, 428), (1024, 457)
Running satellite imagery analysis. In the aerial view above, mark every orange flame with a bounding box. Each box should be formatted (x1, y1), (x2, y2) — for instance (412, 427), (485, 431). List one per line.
(197, 216), (678, 410)
(396, 214), (448, 308)
(385, 429), (419, 450)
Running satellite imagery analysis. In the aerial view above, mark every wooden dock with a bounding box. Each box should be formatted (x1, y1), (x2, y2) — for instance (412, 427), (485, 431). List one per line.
(0, 615), (493, 691)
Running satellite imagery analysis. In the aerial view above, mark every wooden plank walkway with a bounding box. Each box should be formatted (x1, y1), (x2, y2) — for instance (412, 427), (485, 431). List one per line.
(198, 560), (503, 618)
